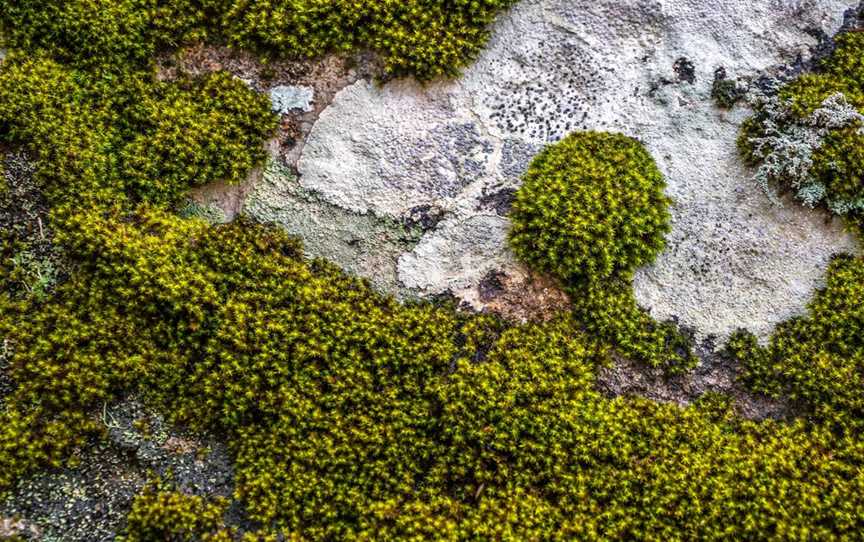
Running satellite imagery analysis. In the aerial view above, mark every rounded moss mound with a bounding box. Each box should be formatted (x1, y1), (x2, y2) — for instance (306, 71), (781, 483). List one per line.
(509, 132), (692, 371)
(508, 131), (671, 282)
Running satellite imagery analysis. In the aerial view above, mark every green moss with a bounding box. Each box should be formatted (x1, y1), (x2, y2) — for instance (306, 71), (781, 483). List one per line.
(121, 72), (276, 206)
(0, 0), (161, 69)
(733, 32), (864, 415)
(221, 0), (517, 79)
(740, 31), (864, 218)
(0, 56), (277, 209)
(0, 0), (517, 80)
(728, 254), (864, 432)
(509, 132), (671, 283)
(781, 33), (864, 118)
(569, 278), (696, 372)
(3, 1), (864, 539)
(121, 479), (233, 542)
(811, 124), (864, 207)
(508, 132), (693, 371)
(711, 77), (744, 109)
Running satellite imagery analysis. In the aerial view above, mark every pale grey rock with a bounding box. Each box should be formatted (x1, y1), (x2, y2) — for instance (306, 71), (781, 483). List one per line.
(397, 215), (514, 294)
(244, 160), (422, 295)
(288, 0), (859, 342)
(269, 85), (315, 114)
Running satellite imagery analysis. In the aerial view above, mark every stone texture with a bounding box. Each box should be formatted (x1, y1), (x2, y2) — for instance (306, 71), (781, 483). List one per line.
(244, 160), (422, 296)
(269, 85), (315, 114)
(279, 0), (861, 341)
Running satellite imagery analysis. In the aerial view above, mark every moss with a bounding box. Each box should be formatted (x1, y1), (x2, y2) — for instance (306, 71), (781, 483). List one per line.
(732, 31), (864, 413)
(509, 132), (671, 282)
(569, 278), (696, 372)
(121, 72), (276, 206)
(728, 254), (864, 433)
(121, 478), (231, 542)
(811, 124), (864, 206)
(740, 31), (864, 218)
(711, 73), (744, 109)
(781, 33), (864, 118)
(508, 132), (693, 371)
(0, 58), (276, 212)
(0, 0), (517, 80)
(4, 1), (864, 539)
(0, 0), (161, 69)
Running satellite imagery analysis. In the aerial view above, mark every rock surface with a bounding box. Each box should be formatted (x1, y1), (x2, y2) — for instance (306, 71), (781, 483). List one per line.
(270, 0), (861, 342)
(269, 84), (315, 114)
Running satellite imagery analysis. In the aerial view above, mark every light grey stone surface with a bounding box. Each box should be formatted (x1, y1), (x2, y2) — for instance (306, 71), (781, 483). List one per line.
(267, 0), (860, 341)
(245, 160), (423, 295)
(270, 85), (315, 114)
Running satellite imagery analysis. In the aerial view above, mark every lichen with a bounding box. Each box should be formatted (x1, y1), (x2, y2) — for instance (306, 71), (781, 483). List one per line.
(741, 32), (864, 224)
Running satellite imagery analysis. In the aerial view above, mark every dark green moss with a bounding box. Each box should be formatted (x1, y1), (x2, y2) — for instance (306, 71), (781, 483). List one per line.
(121, 478), (244, 542)
(711, 73), (744, 109)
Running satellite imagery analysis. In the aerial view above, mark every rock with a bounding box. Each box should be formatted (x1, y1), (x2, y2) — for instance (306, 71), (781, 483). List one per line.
(286, 0), (859, 342)
(269, 85), (315, 114)
(397, 215), (513, 294)
(244, 160), (422, 296)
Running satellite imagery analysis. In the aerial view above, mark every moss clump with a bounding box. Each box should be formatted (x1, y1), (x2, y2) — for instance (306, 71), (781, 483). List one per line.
(121, 72), (275, 206)
(0, 0), (163, 69)
(508, 132), (693, 371)
(780, 33), (864, 118)
(712, 78), (743, 108)
(0, 56), (277, 209)
(122, 479), (230, 542)
(0, 0), (517, 80)
(810, 125), (864, 207)
(740, 32), (864, 220)
(509, 132), (671, 282)
(728, 254), (864, 432)
(571, 278), (696, 371)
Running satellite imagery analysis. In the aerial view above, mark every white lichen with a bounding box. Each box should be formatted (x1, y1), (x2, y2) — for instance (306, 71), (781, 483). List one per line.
(747, 91), (864, 212)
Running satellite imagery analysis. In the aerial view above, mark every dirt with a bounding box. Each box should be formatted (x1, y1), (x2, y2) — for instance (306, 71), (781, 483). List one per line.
(476, 269), (573, 324)
(596, 340), (795, 421)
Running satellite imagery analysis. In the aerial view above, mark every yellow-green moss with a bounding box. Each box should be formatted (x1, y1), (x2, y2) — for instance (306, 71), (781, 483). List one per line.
(509, 132), (671, 282)
(0, 0), (517, 80)
(508, 132), (693, 371)
(728, 254), (864, 433)
(2, 1), (864, 540)
(121, 479), (229, 542)
(0, 56), (277, 209)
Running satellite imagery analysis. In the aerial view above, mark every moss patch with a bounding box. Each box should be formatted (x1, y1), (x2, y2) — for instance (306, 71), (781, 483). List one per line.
(740, 32), (864, 221)
(1, 2), (864, 540)
(509, 132), (695, 371)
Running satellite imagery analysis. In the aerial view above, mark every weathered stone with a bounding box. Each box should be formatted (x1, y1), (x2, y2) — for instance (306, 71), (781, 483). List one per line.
(269, 85), (315, 114)
(244, 160), (421, 296)
(285, 0), (859, 341)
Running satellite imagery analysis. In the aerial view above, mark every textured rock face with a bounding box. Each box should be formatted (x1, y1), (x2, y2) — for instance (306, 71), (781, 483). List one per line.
(267, 0), (861, 340)
(269, 85), (315, 114)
